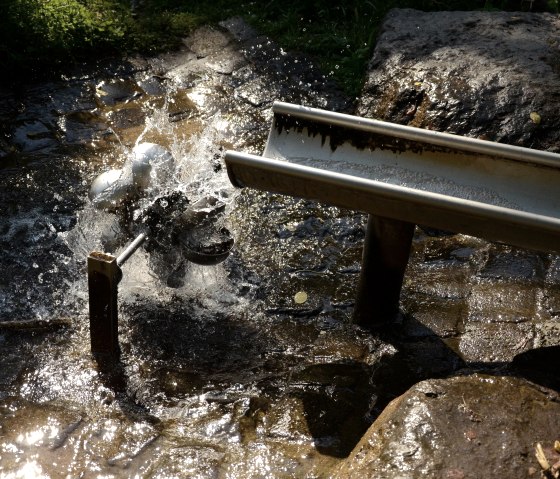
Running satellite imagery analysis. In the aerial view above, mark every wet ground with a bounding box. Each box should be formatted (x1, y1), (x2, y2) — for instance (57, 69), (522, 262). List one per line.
(0, 17), (559, 478)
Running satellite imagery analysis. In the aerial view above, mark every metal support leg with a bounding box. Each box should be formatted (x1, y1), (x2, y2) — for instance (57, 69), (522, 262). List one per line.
(88, 234), (147, 361)
(353, 214), (415, 328)
(88, 252), (122, 360)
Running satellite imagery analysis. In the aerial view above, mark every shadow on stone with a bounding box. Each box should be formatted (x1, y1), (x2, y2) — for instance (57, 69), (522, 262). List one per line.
(510, 345), (560, 391)
(94, 353), (162, 426)
(123, 296), (276, 391)
(363, 316), (466, 417)
(294, 361), (375, 458)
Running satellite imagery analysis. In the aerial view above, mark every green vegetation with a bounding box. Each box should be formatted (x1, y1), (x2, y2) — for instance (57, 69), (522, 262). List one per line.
(1, 0), (127, 68)
(1, 0), (558, 94)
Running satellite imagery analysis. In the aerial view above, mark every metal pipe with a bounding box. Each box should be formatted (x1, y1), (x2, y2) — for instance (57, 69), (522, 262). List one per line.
(353, 215), (415, 328)
(117, 232), (147, 267)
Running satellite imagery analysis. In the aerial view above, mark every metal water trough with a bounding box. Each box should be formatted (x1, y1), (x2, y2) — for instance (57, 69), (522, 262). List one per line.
(225, 101), (560, 327)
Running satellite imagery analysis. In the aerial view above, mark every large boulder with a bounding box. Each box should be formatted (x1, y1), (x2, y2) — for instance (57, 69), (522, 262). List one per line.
(332, 374), (560, 478)
(358, 9), (560, 151)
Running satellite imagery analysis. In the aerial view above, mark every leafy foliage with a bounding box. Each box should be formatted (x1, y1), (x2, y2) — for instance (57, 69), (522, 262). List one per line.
(0, 0), (558, 90)
(1, 0), (130, 79)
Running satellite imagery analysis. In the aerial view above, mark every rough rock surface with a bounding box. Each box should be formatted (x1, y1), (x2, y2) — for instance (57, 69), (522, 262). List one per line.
(337, 9), (560, 478)
(332, 374), (560, 479)
(358, 9), (560, 151)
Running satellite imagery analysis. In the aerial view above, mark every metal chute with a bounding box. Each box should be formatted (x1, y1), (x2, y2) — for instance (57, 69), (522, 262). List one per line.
(225, 101), (560, 327)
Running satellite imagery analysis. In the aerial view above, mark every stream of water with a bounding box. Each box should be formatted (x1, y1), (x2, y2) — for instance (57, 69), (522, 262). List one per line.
(1, 20), (558, 479)
(0, 22), (385, 478)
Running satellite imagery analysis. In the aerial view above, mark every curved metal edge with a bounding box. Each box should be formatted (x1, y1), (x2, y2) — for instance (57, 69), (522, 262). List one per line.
(225, 155), (247, 188)
(224, 150), (560, 252)
(271, 101), (560, 169)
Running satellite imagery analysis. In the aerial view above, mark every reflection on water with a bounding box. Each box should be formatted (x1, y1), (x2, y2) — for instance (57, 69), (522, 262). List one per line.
(1, 19), (558, 478)
(0, 21), (378, 478)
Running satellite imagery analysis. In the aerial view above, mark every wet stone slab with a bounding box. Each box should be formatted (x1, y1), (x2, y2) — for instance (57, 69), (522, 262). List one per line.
(459, 321), (535, 363)
(400, 293), (467, 338)
(332, 374), (560, 479)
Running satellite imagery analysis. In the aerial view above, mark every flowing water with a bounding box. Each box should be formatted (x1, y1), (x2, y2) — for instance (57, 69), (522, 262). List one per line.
(0, 23), (387, 478)
(0, 20), (558, 478)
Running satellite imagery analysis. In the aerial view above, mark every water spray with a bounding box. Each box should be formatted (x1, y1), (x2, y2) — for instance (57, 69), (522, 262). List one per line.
(87, 143), (234, 361)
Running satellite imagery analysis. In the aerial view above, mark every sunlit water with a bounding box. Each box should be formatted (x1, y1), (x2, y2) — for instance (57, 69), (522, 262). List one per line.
(1, 20), (558, 478)
(0, 25), (385, 478)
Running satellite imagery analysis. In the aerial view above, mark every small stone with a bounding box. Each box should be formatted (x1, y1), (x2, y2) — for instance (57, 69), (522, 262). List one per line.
(294, 291), (308, 304)
(530, 112), (541, 124)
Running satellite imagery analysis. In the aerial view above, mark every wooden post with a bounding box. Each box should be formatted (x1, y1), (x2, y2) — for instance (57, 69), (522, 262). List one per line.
(353, 214), (415, 328)
(88, 252), (122, 361)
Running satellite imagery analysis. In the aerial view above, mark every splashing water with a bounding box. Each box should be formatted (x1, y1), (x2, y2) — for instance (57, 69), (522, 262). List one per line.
(3, 18), (550, 479)
(0, 22), (387, 478)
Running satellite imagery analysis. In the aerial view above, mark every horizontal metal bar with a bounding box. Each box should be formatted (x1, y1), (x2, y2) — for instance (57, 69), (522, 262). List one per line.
(116, 233), (147, 267)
